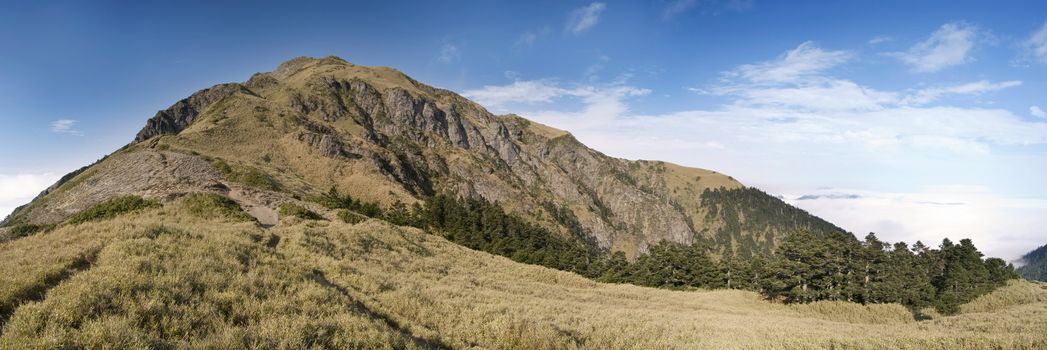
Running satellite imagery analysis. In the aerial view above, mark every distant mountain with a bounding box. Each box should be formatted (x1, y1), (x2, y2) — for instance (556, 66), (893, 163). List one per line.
(2, 56), (846, 258)
(1017, 244), (1047, 282)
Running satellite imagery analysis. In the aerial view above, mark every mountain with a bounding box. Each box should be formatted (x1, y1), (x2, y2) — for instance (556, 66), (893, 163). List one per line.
(1017, 244), (1047, 281)
(0, 56), (1041, 348)
(1, 56), (843, 258)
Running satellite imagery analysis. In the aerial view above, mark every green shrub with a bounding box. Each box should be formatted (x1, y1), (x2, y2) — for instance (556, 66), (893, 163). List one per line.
(338, 210), (367, 224)
(211, 159), (281, 191)
(67, 196), (160, 225)
(315, 186), (382, 217)
(7, 224), (52, 238)
(278, 203), (323, 220)
(181, 193), (254, 221)
(211, 158), (233, 174)
(237, 167), (280, 190)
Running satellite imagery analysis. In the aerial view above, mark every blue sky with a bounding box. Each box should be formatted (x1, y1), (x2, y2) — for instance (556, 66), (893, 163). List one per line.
(2, 0), (1046, 260)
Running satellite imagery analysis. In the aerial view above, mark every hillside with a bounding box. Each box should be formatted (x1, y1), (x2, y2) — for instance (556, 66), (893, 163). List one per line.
(1018, 244), (1047, 282)
(1, 56), (843, 259)
(2, 204), (1045, 349)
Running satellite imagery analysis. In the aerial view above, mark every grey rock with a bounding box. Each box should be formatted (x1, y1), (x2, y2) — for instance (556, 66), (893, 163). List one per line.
(134, 83), (244, 142)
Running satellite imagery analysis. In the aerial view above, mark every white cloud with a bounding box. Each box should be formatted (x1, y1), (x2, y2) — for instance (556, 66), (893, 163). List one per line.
(1027, 21), (1047, 64)
(721, 0), (754, 12)
(663, 0), (696, 18)
(903, 80), (1022, 105)
(478, 42), (1047, 157)
(566, 2), (606, 35)
(888, 22), (978, 73)
(459, 41), (1047, 260)
(867, 36), (892, 45)
(0, 173), (58, 221)
(438, 44), (460, 63)
(706, 42), (1020, 112)
(727, 79), (898, 111)
(50, 119), (82, 135)
(1032, 106), (1046, 118)
(462, 80), (576, 107)
(584, 55), (610, 82)
(516, 31), (537, 47)
(663, 0), (752, 17)
(781, 187), (1047, 262)
(725, 41), (853, 85)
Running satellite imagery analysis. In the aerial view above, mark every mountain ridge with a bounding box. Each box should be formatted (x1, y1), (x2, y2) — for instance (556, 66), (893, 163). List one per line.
(1017, 243), (1047, 282)
(3, 55), (845, 258)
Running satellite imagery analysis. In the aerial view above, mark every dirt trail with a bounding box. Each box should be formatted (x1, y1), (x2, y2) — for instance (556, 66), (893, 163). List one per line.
(226, 186), (279, 228)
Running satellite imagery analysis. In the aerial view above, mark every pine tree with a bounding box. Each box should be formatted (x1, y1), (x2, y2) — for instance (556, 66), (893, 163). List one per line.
(860, 233), (887, 303)
(721, 251), (754, 290)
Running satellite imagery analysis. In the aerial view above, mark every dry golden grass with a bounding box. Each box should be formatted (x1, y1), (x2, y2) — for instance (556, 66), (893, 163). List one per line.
(278, 219), (1047, 349)
(0, 207), (435, 349)
(1, 204), (1045, 349)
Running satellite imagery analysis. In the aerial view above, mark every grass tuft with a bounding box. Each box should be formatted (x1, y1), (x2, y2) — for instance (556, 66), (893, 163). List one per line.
(66, 196), (159, 225)
(180, 193), (254, 222)
(211, 159), (281, 191)
(337, 210), (367, 224)
(278, 203), (323, 220)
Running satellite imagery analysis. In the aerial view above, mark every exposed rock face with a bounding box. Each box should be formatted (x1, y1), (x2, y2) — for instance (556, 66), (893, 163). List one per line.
(134, 83), (246, 142)
(14, 56), (844, 258)
(4, 149), (225, 225)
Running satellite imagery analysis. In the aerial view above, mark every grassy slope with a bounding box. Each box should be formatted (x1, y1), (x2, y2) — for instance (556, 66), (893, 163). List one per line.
(1, 204), (1045, 349)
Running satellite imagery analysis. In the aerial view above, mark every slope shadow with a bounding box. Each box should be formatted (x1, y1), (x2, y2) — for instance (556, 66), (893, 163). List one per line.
(0, 249), (99, 332)
(309, 270), (452, 350)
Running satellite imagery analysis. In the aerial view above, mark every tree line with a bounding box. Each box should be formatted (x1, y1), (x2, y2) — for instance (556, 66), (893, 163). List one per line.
(1016, 243), (1047, 282)
(598, 231), (1017, 314)
(698, 187), (848, 257)
(321, 188), (1018, 314)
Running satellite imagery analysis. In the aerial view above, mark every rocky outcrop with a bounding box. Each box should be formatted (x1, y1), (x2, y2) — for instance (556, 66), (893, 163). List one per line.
(3, 150), (225, 225)
(134, 83), (245, 142)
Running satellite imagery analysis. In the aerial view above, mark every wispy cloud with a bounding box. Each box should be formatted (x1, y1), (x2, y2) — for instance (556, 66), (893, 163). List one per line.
(888, 22), (978, 73)
(475, 41), (1047, 159)
(463, 79), (576, 107)
(438, 44), (460, 63)
(583, 55), (611, 82)
(903, 80), (1022, 105)
(458, 40), (1047, 259)
(566, 2), (606, 35)
(1026, 20), (1047, 64)
(663, 0), (697, 18)
(516, 32), (537, 47)
(663, 0), (753, 18)
(1032, 106), (1046, 118)
(867, 36), (892, 45)
(796, 193), (862, 200)
(702, 42), (1021, 111)
(462, 78), (650, 118)
(50, 119), (83, 135)
(725, 41), (853, 84)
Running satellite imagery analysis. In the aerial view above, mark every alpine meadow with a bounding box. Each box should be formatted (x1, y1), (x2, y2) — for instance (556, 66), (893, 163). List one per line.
(2, 1), (1047, 349)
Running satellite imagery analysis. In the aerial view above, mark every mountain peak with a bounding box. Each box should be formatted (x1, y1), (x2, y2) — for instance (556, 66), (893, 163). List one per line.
(272, 55), (353, 80)
(5, 56), (842, 259)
